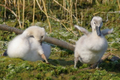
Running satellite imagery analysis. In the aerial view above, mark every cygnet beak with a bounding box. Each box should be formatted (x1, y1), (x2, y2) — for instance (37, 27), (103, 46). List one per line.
(41, 54), (49, 63)
(96, 26), (101, 36)
(38, 40), (42, 45)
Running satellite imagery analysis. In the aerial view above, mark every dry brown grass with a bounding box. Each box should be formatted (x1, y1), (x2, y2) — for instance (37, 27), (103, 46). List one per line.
(0, 0), (119, 33)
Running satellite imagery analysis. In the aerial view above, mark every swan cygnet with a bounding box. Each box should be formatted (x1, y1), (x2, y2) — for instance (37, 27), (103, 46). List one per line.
(7, 26), (50, 63)
(74, 16), (113, 68)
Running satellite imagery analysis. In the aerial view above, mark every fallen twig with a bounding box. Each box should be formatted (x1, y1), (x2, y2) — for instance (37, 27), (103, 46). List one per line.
(0, 24), (75, 51)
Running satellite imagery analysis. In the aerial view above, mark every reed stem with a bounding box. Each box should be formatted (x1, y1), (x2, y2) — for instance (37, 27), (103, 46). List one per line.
(70, 0), (73, 29)
(33, 0), (35, 25)
(42, 0), (52, 33)
(4, 0), (6, 20)
(22, 0), (25, 28)
(0, 4), (21, 28)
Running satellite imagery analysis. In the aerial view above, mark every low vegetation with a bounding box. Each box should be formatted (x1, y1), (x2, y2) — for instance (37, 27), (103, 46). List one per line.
(0, 0), (120, 79)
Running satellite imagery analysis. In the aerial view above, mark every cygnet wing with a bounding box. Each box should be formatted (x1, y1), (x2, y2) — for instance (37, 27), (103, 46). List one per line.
(74, 25), (89, 35)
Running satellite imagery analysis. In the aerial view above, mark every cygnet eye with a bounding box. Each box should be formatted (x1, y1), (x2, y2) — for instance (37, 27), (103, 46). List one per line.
(94, 22), (96, 24)
(41, 36), (43, 39)
(30, 35), (34, 38)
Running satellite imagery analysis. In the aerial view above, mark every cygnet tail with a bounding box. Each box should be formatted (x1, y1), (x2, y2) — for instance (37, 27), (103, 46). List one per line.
(74, 25), (89, 35)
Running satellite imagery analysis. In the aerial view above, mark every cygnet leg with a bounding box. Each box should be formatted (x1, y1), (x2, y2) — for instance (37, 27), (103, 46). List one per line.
(2, 50), (8, 56)
(89, 60), (101, 69)
(74, 56), (79, 68)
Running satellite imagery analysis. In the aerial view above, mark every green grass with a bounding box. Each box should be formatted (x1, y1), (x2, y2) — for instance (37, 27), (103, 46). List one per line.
(0, 52), (120, 80)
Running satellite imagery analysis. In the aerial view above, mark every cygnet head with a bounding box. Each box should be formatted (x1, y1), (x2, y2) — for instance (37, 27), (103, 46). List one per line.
(91, 16), (103, 36)
(23, 26), (46, 42)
